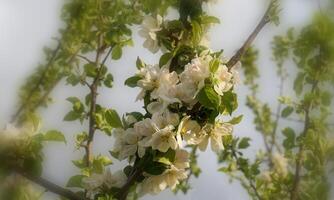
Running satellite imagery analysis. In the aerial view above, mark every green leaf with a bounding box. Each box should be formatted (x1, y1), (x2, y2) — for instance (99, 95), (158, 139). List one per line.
(281, 106), (294, 118)
(197, 85), (221, 110)
(112, 45), (122, 60)
(66, 175), (86, 188)
(209, 59), (220, 73)
(282, 127), (295, 149)
(159, 53), (173, 67)
(143, 162), (168, 175)
(66, 74), (80, 86)
(238, 137), (251, 149)
(105, 109), (123, 128)
(136, 57), (145, 69)
(201, 15), (220, 24)
(84, 63), (97, 78)
(63, 111), (81, 121)
(92, 156), (112, 174)
(228, 115), (243, 125)
(104, 73), (114, 88)
(43, 130), (66, 144)
(72, 159), (85, 169)
(221, 91), (238, 115)
(124, 76), (141, 88)
(155, 149), (176, 165)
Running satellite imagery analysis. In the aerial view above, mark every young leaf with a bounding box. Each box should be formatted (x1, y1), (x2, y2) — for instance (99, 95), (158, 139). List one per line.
(159, 52), (173, 67)
(281, 106), (294, 118)
(124, 76), (141, 88)
(105, 109), (123, 128)
(104, 73), (114, 88)
(112, 45), (122, 60)
(238, 137), (251, 149)
(63, 111), (81, 121)
(66, 175), (86, 188)
(136, 57), (145, 69)
(228, 115), (243, 125)
(197, 85), (221, 110)
(84, 63), (97, 78)
(43, 130), (66, 144)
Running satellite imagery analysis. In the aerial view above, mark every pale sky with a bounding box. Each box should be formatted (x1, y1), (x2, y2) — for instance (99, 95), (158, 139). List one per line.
(0, 0), (319, 199)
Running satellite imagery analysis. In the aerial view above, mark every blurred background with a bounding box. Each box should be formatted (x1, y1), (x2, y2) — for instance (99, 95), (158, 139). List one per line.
(0, 0), (328, 199)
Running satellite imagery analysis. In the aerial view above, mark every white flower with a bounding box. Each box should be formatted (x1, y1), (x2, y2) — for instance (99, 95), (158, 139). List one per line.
(173, 149), (190, 169)
(150, 125), (178, 152)
(139, 15), (163, 53)
(82, 174), (105, 192)
(83, 170), (127, 193)
(198, 122), (233, 153)
(180, 55), (212, 85)
(134, 118), (156, 138)
(150, 68), (179, 104)
(113, 128), (146, 159)
(213, 64), (233, 96)
(104, 170), (127, 188)
(138, 149), (189, 195)
(175, 80), (198, 106)
(272, 153), (288, 176)
(137, 64), (160, 90)
(134, 118), (157, 153)
(139, 175), (167, 195)
(161, 165), (187, 190)
(150, 107), (180, 128)
(181, 118), (203, 145)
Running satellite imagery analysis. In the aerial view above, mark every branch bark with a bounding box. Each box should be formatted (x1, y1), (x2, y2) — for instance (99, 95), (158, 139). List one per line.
(226, 0), (276, 69)
(14, 168), (86, 200)
(84, 35), (104, 167)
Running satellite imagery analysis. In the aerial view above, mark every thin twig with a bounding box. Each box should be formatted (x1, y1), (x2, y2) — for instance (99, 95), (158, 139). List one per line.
(77, 55), (94, 63)
(226, 0), (276, 69)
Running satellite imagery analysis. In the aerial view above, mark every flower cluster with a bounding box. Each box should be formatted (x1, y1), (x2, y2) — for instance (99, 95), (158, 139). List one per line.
(84, 2), (240, 196)
(111, 50), (238, 194)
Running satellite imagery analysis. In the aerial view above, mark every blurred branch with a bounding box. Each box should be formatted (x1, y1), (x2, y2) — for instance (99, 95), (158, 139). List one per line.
(14, 167), (87, 200)
(11, 43), (61, 123)
(227, 0), (277, 68)
(290, 81), (318, 200)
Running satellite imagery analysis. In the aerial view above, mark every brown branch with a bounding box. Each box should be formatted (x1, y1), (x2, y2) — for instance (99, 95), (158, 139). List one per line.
(11, 43), (61, 123)
(84, 36), (104, 167)
(226, 0), (276, 69)
(290, 82), (318, 200)
(14, 167), (87, 200)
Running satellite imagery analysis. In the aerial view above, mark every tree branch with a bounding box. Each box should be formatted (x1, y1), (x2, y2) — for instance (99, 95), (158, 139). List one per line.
(11, 43), (61, 123)
(84, 35), (104, 167)
(290, 82), (318, 200)
(116, 169), (142, 200)
(226, 0), (276, 69)
(14, 168), (87, 200)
